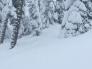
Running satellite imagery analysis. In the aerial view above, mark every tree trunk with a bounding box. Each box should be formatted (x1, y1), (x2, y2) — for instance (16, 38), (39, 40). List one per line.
(0, 13), (10, 44)
(10, 0), (24, 49)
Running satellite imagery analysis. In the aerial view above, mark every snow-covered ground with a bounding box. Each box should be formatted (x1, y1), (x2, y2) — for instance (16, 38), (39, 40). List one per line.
(0, 24), (92, 69)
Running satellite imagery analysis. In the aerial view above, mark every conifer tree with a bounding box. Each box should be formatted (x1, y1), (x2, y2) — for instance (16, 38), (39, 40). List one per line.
(0, 13), (11, 44)
(11, 0), (24, 49)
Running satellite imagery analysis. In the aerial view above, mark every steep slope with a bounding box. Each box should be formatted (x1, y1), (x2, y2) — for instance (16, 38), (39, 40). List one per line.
(0, 24), (92, 69)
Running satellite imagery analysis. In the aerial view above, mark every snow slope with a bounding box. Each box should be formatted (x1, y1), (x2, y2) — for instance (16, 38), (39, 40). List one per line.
(0, 24), (92, 69)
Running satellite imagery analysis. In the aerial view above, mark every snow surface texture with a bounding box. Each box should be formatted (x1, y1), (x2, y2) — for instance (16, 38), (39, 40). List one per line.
(0, 24), (92, 69)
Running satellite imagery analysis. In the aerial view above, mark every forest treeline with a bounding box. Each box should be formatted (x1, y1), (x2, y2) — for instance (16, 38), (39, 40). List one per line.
(0, 0), (92, 49)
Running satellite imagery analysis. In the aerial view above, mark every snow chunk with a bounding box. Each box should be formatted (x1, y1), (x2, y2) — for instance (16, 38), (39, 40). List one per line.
(73, 0), (87, 11)
(64, 0), (76, 10)
(68, 11), (82, 23)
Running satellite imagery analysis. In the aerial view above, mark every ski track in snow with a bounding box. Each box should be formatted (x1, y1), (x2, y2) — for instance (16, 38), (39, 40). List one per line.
(0, 24), (92, 69)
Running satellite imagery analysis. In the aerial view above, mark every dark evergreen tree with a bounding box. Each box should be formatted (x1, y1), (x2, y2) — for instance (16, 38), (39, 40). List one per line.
(0, 13), (11, 44)
(11, 0), (24, 49)
(0, 0), (12, 44)
(54, 0), (64, 24)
